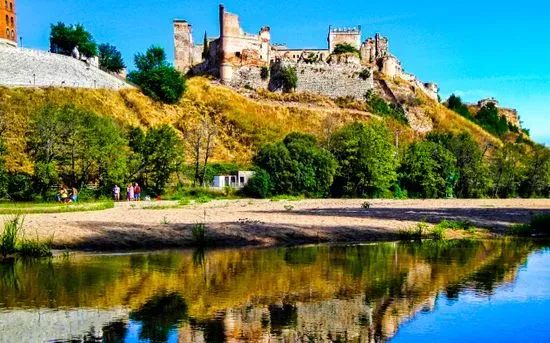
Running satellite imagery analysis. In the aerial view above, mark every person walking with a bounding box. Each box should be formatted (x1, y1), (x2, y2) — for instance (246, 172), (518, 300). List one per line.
(127, 183), (134, 201)
(134, 183), (141, 201)
(113, 184), (120, 201)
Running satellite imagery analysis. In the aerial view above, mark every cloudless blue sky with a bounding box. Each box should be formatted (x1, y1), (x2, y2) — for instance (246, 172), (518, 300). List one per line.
(18, 0), (550, 144)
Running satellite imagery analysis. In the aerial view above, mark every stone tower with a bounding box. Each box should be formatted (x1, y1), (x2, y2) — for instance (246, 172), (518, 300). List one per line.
(0, 0), (16, 46)
(173, 19), (194, 73)
(327, 26), (361, 53)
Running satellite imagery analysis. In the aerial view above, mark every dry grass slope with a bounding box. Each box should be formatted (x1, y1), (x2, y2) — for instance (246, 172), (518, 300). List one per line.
(0, 77), (502, 173)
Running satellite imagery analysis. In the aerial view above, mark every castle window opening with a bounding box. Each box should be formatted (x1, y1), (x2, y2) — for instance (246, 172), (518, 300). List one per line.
(5, 15), (7, 25)
(10, 29), (13, 39)
(9, 2), (12, 11)
(10, 16), (13, 26)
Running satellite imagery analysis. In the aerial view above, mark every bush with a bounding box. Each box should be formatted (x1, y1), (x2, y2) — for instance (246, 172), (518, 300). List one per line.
(508, 214), (550, 236)
(260, 66), (269, 80)
(365, 90), (408, 124)
(358, 69), (371, 80)
(192, 223), (206, 246)
(243, 169), (272, 198)
(269, 64), (298, 93)
(431, 225), (446, 240)
(128, 46), (186, 104)
(7, 173), (34, 201)
(332, 43), (360, 56)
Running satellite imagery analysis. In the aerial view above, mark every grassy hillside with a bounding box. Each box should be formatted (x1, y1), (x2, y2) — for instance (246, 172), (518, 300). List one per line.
(0, 77), (501, 173)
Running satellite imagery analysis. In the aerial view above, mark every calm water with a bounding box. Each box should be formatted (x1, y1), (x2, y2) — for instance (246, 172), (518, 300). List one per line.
(0, 240), (549, 342)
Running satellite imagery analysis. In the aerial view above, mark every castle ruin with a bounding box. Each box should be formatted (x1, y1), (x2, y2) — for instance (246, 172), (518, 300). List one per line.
(175, 4), (439, 101)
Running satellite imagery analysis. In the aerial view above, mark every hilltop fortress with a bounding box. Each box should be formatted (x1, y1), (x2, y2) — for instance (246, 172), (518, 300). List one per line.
(174, 4), (439, 101)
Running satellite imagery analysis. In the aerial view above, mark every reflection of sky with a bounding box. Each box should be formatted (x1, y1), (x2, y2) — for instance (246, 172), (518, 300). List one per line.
(124, 320), (179, 343)
(391, 249), (550, 343)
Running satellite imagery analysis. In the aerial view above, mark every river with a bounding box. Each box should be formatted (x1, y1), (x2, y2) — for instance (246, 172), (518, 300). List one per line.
(0, 239), (548, 342)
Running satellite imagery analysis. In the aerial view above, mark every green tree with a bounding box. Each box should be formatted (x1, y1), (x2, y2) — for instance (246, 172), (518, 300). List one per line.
(329, 121), (398, 198)
(490, 143), (525, 198)
(253, 133), (337, 197)
(29, 104), (128, 192)
(128, 125), (183, 195)
(269, 64), (298, 93)
(332, 43), (360, 56)
(365, 90), (408, 124)
(49, 22), (97, 58)
(519, 144), (550, 197)
(98, 43), (126, 73)
(201, 32), (210, 59)
(243, 168), (273, 198)
(400, 141), (457, 198)
(427, 131), (491, 198)
(446, 94), (473, 119)
(128, 46), (187, 104)
(476, 103), (509, 137)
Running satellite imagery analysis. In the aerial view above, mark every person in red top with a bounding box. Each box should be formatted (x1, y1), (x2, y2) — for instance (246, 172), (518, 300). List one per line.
(134, 183), (141, 201)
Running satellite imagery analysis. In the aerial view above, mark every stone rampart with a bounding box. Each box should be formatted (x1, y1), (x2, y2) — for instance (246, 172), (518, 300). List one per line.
(229, 61), (374, 99)
(0, 46), (133, 89)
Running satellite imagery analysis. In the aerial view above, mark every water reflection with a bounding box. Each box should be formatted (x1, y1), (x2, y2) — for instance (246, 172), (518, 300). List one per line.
(0, 239), (546, 342)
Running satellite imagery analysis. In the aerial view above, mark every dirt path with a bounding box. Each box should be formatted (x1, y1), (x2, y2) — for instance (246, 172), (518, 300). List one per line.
(19, 198), (550, 250)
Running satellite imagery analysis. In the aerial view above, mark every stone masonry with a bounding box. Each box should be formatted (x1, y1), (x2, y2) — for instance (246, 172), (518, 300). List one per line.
(0, 45), (133, 89)
(175, 4), (438, 101)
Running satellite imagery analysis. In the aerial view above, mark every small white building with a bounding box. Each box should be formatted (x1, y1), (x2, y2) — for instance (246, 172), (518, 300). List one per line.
(212, 171), (254, 189)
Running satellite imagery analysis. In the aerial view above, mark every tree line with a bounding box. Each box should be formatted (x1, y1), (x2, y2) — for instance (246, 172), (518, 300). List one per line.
(245, 121), (550, 199)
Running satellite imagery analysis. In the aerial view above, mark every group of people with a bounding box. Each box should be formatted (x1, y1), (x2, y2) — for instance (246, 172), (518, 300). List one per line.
(55, 185), (78, 203)
(113, 183), (142, 201)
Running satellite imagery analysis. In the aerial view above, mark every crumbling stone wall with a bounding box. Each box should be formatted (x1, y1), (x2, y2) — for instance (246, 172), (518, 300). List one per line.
(230, 62), (374, 99)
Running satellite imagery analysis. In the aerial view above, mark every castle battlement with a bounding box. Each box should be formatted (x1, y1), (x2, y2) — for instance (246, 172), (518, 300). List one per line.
(175, 4), (438, 101)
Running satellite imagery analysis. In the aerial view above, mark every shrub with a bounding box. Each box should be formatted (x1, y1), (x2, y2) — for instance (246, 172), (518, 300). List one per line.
(361, 201), (371, 209)
(365, 90), (408, 124)
(128, 46), (186, 104)
(260, 66), (269, 80)
(269, 64), (298, 93)
(332, 43), (360, 56)
(192, 223), (206, 246)
(243, 169), (272, 198)
(0, 216), (21, 256)
(431, 225), (446, 240)
(508, 214), (550, 236)
(358, 68), (371, 80)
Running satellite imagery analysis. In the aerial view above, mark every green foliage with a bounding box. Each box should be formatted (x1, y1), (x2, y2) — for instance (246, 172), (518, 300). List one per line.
(330, 121), (398, 198)
(508, 214), (550, 236)
(435, 220), (474, 230)
(361, 201), (371, 209)
(269, 64), (298, 93)
(29, 104), (128, 191)
(365, 90), (408, 124)
(98, 43), (126, 73)
(431, 225), (446, 240)
(128, 46), (187, 104)
(519, 144), (550, 197)
(400, 141), (457, 198)
(49, 22), (97, 58)
(358, 68), (371, 80)
(7, 173), (34, 201)
(192, 223), (206, 246)
(476, 103), (509, 137)
(243, 169), (273, 198)
(260, 66), (270, 80)
(0, 215), (52, 258)
(253, 133), (337, 197)
(446, 94), (473, 119)
(201, 32), (210, 60)
(332, 43), (360, 56)
(398, 222), (425, 240)
(128, 125), (184, 195)
(490, 143), (525, 198)
(427, 131), (490, 198)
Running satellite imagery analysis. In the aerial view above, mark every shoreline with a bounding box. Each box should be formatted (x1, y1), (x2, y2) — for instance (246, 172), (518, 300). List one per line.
(17, 198), (550, 251)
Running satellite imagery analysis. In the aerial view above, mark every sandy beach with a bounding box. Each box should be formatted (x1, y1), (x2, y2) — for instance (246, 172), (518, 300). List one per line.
(17, 198), (550, 250)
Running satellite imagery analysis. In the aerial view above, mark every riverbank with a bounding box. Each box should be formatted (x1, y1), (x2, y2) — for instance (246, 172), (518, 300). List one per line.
(15, 198), (550, 250)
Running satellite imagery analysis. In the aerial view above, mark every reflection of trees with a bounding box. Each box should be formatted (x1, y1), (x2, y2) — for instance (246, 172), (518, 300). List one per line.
(101, 319), (127, 343)
(129, 293), (188, 343)
(0, 240), (543, 342)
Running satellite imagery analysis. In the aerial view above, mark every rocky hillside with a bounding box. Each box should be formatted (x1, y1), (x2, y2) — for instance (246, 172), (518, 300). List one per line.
(0, 76), (502, 173)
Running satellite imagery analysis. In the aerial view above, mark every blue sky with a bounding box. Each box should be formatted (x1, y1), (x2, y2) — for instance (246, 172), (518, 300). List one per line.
(18, 0), (550, 144)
